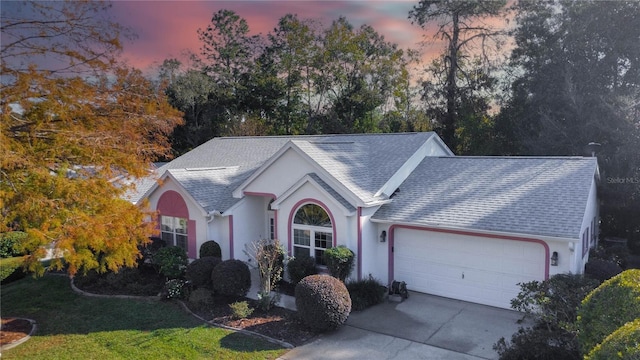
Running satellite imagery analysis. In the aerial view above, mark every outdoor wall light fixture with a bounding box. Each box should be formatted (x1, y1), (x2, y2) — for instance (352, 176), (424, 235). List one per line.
(551, 251), (558, 266)
(380, 230), (387, 242)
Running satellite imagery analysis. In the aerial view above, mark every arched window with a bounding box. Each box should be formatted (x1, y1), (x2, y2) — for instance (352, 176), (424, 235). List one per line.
(293, 204), (333, 265)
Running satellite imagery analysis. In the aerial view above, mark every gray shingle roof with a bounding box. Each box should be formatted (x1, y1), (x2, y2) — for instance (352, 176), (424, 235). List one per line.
(129, 132), (437, 213)
(372, 157), (598, 239)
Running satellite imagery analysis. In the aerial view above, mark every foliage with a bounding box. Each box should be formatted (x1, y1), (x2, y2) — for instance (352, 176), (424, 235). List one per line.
(164, 278), (189, 299)
(185, 256), (221, 289)
(585, 319), (640, 360)
(0, 257), (25, 283)
(295, 274), (351, 332)
(495, 274), (599, 359)
(0, 1), (183, 277)
(199, 240), (222, 258)
(324, 245), (355, 281)
(409, 0), (507, 151)
(0, 231), (28, 258)
(585, 258), (623, 283)
(346, 275), (387, 311)
(188, 288), (214, 310)
(244, 238), (285, 310)
(229, 301), (254, 320)
(211, 259), (251, 297)
(138, 237), (167, 268)
(287, 254), (317, 285)
(0, 276), (286, 359)
(577, 269), (640, 355)
(73, 267), (164, 296)
(154, 246), (188, 279)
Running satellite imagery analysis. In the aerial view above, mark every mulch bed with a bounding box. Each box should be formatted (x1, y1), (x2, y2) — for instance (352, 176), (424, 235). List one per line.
(0, 318), (33, 346)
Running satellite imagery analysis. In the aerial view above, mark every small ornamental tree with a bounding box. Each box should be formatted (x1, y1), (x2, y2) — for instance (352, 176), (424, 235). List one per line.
(577, 269), (640, 356)
(324, 246), (354, 282)
(244, 238), (285, 310)
(295, 275), (351, 332)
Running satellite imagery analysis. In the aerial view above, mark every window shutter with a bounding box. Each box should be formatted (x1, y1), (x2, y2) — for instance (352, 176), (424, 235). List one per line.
(187, 220), (197, 258)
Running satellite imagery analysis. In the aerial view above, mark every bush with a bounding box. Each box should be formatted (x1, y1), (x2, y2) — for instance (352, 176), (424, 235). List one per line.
(211, 259), (251, 297)
(577, 269), (640, 355)
(73, 267), (165, 296)
(188, 288), (213, 309)
(287, 254), (317, 285)
(200, 240), (222, 258)
(185, 256), (221, 289)
(0, 257), (25, 283)
(590, 245), (629, 268)
(229, 301), (254, 319)
(585, 258), (623, 283)
(494, 326), (582, 360)
(295, 274), (351, 332)
(154, 246), (188, 279)
(585, 319), (640, 360)
(0, 232), (28, 258)
(347, 276), (387, 311)
(324, 246), (355, 281)
(138, 236), (166, 267)
(165, 278), (189, 299)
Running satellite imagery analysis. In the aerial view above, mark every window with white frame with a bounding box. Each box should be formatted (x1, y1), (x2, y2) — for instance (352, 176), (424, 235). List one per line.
(293, 204), (332, 266)
(161, 216), (188, 251)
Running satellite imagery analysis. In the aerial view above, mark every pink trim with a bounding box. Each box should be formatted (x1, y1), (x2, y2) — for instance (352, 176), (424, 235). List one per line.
(229, 215), (234, 259)
(274, 210), (278, 241)
(357, 207), (362, 280)
(387, 224), (550, 286)
(287, 199), (337, 256)
(157, 190), (189, 219)
(187, 220), (197, 258)
(243, 191), (277, 199)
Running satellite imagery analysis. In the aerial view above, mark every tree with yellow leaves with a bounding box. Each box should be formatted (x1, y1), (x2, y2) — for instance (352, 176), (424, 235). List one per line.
(0, 1), (183, 275)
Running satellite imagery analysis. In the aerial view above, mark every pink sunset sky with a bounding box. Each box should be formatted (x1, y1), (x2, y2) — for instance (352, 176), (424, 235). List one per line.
(109, 0), (448, 73)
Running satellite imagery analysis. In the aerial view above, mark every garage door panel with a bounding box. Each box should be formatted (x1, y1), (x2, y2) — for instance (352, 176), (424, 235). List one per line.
(394, 228), (546, 309)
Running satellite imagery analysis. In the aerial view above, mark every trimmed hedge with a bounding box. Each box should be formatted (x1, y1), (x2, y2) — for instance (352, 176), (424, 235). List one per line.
(577, 269), (640, 355)
(0, 257), (25, 283)
(211, 259), (251, 297)
(287, 254), (317, 285)
(295, 274), (351, 332)
(585, 319), (640, 360)
(347, 276), (386, 311)
(185, 256), (221, 289)
(0, 232), (28, 258)
(324, 246), (355, 281)
(199, 240), (222, 258)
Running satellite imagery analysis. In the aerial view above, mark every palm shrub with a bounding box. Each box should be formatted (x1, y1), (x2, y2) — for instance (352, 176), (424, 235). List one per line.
(154, 246), (188, 279)
(185, 256), (221, 289)
(585, 319), (640, 360)
(347, 275), (386, 311)
(295, 274), (351, 332)
(324, 246), (354, 281)
(577, 269), (640, 355)
(211, 259), (251, 297)
(287, 254), (317, 285)
(199, 240), (222, 258)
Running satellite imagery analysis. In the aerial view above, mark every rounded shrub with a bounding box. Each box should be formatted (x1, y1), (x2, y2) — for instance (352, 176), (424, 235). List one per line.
(199, 240), (222, 258)
(324, 246), (355, 281)
(585, 319), (640, 360)
(577, 269), (640, 355)
(0, 231), (28, 258)
(153, 246), (188, 279)
(295, 274), (351, 332)
(185, 256), (221, 289)
(211, 259), (251, 297)
(287, 254), (317, 285)
(585, 258), (623, 283)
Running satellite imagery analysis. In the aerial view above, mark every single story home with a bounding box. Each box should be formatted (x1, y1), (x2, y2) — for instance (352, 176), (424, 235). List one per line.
(129, 132), (599, 309)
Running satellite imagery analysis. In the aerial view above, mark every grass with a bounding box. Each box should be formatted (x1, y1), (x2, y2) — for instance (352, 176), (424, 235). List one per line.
(1, 275), (287, 359)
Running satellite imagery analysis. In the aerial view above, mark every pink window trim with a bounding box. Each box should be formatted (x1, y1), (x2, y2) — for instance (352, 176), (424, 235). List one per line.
(357, 207), (362, 280)
(387, 224), (550, 286)
(287, 199), (337, 256)
(229, 215), (234, 259)
(157, 190), (196, 256)
(187, 220), (197, 258)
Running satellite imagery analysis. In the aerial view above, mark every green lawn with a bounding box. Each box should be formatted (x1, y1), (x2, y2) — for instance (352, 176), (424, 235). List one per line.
(1, 275), (287, 359)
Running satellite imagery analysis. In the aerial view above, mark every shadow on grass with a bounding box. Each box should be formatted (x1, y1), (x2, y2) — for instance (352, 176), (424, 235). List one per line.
(219, 332), (284, 352)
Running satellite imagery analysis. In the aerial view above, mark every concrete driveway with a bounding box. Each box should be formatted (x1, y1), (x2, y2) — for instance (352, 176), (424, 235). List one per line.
(279, 292), (527, 360)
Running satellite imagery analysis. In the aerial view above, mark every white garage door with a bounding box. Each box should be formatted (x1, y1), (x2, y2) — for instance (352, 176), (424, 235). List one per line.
(394, 228), (547, 309)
